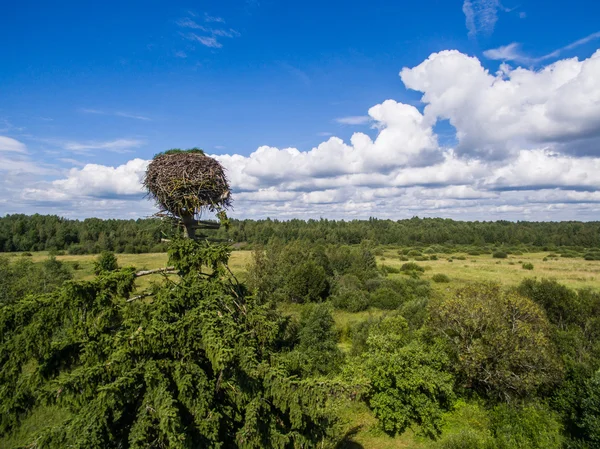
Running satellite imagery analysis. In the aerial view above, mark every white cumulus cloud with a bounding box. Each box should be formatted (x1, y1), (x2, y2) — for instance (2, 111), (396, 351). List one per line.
(10, 49), (600, 220)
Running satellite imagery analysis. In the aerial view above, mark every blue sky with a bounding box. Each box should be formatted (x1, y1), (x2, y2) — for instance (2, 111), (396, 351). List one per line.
(2, 0), (600, 220)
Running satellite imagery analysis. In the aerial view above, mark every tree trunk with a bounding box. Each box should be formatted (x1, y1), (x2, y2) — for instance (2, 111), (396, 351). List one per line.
(181, 213), (196, 239)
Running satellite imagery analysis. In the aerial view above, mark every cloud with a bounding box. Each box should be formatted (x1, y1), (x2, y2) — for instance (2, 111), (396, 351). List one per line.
(23, 159), (148, 201)
(335, 116), (371, 125)
(204, 13), (225, 23)
(463, 0), (500, 38)
(0, 136), (27, 153)
(114, 112), (151, 121)
(186, 34), (222, 48)
(177, 16), (240, 49)
(174, 50), (188, 58)
(80, 109), (151, 121)
(63, 138), (144, 153)
(8, 49), (600, 220)
(400, 49), (600, 158)
(484, 31), (600, 64)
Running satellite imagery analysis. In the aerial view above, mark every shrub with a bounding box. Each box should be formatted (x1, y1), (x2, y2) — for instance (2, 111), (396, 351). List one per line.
(584, 252), (600, 261)
(522, 262), (534, 270)
(490, 402), (564, 449)
(362, 316), (455, 438)
(288, 303), (344, 376)
(381, 264), (400, 274)
(455, 256), (466, 260)
(68, 244), (87, 255)
(21, 252), (32, 257)
(400, 262), (425, 273)
(285, 260), (329, 303)
(93, 251), (119, 274)
(430, 255), (438, 260)
(414, 256), (429, 261)
(371, 287), (404, 310)
(332, 289), (369, 312)
(432, 273), (451, 283)
(448, 258), (453, 262)
(492, 251), (508, 259)
(399, 255), (409, 261)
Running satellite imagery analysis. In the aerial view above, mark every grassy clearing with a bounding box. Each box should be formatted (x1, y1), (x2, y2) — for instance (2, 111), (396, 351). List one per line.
(379, 250), (600, 292)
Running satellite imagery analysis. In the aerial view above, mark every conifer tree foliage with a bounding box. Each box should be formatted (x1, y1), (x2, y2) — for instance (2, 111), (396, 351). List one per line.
(0, 239), (341, 448)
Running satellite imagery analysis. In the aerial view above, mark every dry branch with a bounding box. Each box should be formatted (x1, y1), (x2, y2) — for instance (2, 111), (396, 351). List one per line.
(135, 266), (177, 277)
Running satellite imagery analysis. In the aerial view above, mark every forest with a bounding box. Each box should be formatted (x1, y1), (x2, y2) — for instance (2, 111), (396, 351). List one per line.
(2, 213), (600, 253)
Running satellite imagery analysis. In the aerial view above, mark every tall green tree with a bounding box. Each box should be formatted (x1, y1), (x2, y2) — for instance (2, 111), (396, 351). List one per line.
(0, 240), (342, 448)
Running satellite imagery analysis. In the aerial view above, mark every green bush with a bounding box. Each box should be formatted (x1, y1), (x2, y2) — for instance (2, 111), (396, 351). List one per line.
(93, 251), (119, 274)
(430, 255), (438, 260)
(361, 316), (455, 438)
(381, 264), (400, 274)
(371, 287), (403, 310)
(522, 262), (534, 270)
(400, 262), (425, 273)
(399, 255), (409, 261)
(432, 273), (451, 283)
(415, 256), (429, 261)
(287, 303), (344, 376)
(492, 251), (508, 259)
(584, 252), (600, 261)
(407, 250), (422, 257)
(332, 289), (369, 312)
(490, 403), (564, 449)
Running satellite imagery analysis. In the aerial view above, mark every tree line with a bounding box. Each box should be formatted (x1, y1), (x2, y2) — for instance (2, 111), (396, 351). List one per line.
(2, 214), (600, 253)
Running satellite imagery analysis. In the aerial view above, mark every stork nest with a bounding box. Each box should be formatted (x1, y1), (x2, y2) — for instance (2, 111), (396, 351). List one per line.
(143, 152), (231, 218)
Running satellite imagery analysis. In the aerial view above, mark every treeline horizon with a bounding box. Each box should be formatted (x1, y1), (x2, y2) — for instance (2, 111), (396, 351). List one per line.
(2, 213), (600, 253)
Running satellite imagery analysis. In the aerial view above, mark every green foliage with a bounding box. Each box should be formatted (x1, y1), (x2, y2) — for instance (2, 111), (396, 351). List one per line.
(490, 402), (564, 449)
(154, 147), (205, 157)
(93, 250), (119, 274)
(492, 251), (508, 259)
(0, 255), (72, 304)
(285, 260), (329, 303)
(429, 283), (562, 400)
(0, 240), (342, 448)
(400, 262), (425, 273)
(359, 315), (455, 438)
(579, 370), (600, 445)
(380, 264), (400, 274)
(332, 289), (369, 312)
(432, 273), (450, 283)
(370, 287), (403, 310)
(522, 262), (534, 270)
(584, 251), (600, 260)
(428, 401), (494, 449)
(286, 303), (343, 376)
(517, 278), (584, 329)
(247, 241), (380, 305)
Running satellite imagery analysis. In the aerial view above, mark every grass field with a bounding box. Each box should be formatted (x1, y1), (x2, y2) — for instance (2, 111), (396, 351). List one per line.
(10, 248), (600, 291)
(3, 248), (600, 448)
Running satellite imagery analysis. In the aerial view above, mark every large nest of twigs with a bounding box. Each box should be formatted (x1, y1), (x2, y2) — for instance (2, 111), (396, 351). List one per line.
(144, 152), (231, 218)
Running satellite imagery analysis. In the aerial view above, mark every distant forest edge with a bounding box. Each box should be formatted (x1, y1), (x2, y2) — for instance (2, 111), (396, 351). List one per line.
(2, 214), (600, 253)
